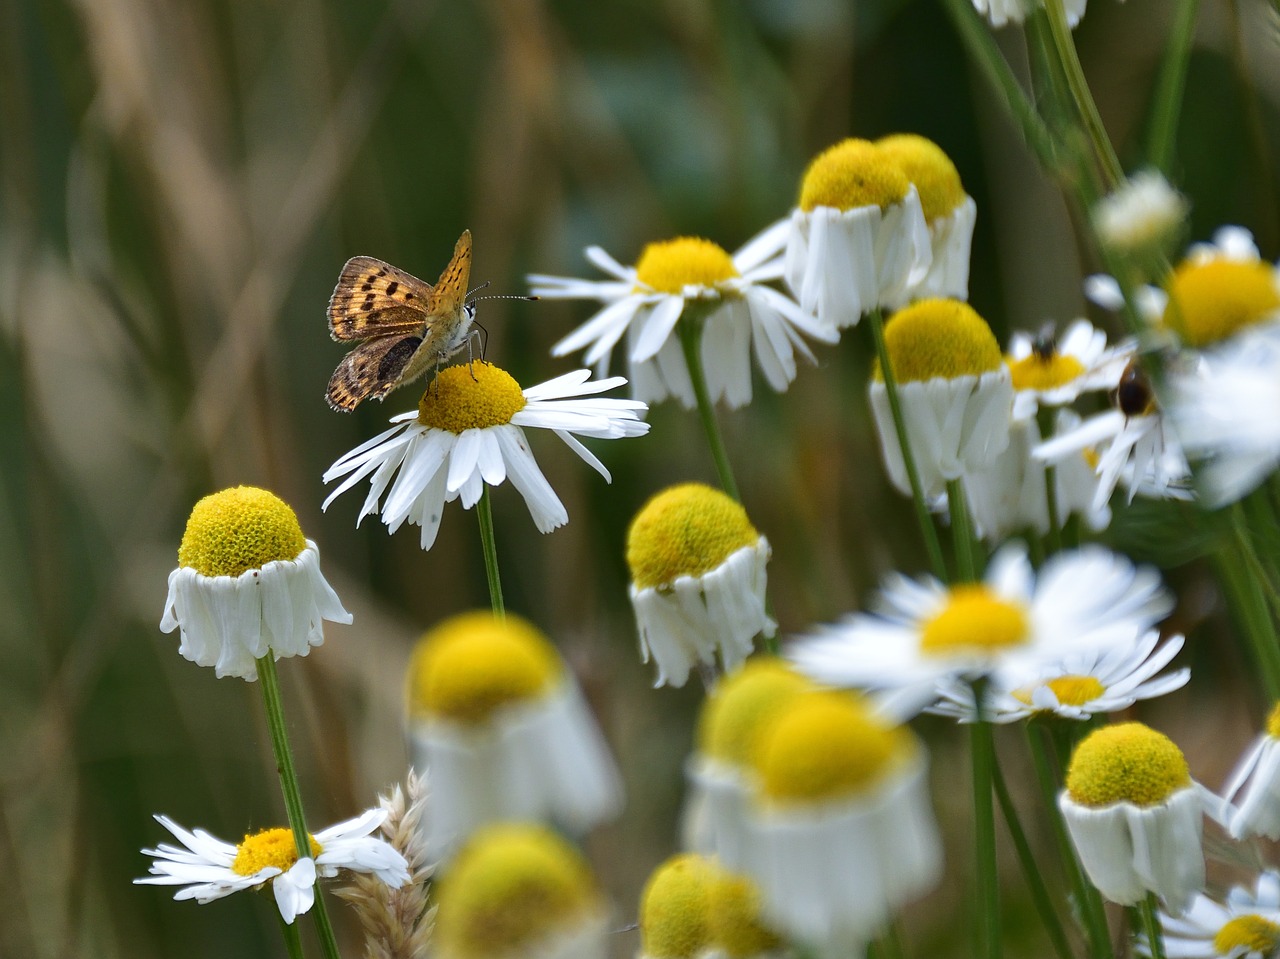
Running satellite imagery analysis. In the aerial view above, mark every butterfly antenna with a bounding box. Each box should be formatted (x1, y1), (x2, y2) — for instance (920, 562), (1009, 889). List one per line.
(465, 281), (539, 304)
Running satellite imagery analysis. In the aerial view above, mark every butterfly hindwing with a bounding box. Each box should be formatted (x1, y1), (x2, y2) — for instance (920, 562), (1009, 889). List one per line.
(328, 256), (435, 341)
(325, 334), (425, 412)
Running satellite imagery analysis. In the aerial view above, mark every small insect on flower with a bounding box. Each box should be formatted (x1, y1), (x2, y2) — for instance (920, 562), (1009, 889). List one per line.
(1114, 359), (1156, 419)
(326, 231), (480, 412)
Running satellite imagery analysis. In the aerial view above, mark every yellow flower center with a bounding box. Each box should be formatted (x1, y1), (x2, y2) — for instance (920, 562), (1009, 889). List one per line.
(1265, 701), (1280, 739)
(876, 298), (1003, 382)
(1065, 722), (1192, 808)
(798, 138), (911, 213)
(406, 611), (561, 724)
(707, 867), (783, 958)
(1162, 258), (1280, 347)
(1013, 675), (1105, 708)
(753, 691), (911, 803)
(919, 585), (1030, 657)
(177, 486), (307, 578)
(626, 483), (760, 591)
(640, 854), (716, 959)
(696, 658), (814, 766)
(1007, 353), (1087, 392)
(231, 827), (320, 876)
(434, 823), (599, 959)
(633, 238), (739, 295)
(1214, 915), (1280, 956)
(417, 362), (527, 433)
(875, 133), (967, 221)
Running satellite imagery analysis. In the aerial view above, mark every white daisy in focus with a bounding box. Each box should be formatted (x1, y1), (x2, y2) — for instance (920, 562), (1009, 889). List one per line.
(1006, 318), (1134, 420)
(1093, 170), (1189, 259)
(1221, 703), (1280, 840)
(972, 0), (1087, 29)
(529, 231), (837, 409)
(789, 542), (1171, 703)
(135, 809), (409, 924)
(322, 363), (648, 549)
(931, 630), (1188, 723)
(1138, 871), (1280, 958)
(1171, 322), (1280, 507)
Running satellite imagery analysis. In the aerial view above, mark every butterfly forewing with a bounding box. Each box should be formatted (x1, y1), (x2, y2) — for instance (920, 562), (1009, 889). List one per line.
(328, 256), (435, 341)
(325, 334), (424, 411)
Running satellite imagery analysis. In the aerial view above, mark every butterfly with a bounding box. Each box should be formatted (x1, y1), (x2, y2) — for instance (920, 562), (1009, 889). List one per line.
(325, 230), (478, 412)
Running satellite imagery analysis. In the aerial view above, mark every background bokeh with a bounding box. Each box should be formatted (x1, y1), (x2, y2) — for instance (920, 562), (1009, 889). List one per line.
(3, 0), (1280, 956)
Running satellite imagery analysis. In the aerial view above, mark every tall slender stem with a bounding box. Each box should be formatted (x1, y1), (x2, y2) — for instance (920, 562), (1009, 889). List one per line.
(278, 911), (305, 959)
(1139, 894), (1168, 959)
(678, 316), (741, 503)
(1145, 0), (1201, 173)
(258, 655), (342, 959)
(476, 487), (505, 618)
(1036, 408), (1064, 556)
(946, 477), (978, 583)
(971, 711), (1001, 959)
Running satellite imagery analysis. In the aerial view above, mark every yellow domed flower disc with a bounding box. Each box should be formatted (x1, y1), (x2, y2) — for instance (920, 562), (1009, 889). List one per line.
(406, 611), (562, 724)
(799, 139), (911, 213)
(639, 853), (717, 959)
(1013, 675), (1105, 708)
(435, 823), (599, 959)
(417, 362), (527, 434)
(919, 584), (1031, 658)
(178, 486), (307, 578)
(633, 238), (740, 295)
(231, 826), (320, 876)
(876, 133), (967, 222)
(696, 658), (813, 766)
(1265, 701), (1280, 739)
(1007, 351), (1087, 392)
(753, 690), (911, 804)
(1065, 722), (1191, 808)
(1162, 258), (1280, 347)
(1215, 915), (1280, 956)
(877, 299), (1003, 383)
(706, 867), (783, 957)
(626, 483), (760, 591)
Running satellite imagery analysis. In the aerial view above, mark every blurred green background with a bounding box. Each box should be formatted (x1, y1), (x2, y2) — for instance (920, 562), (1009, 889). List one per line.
(3, 0), (1280, 956)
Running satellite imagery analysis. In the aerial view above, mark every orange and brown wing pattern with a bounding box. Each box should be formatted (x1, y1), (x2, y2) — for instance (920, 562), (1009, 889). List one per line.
(424, 230), (472, 319)
(328, 256), (434, 341)
(325, 333), (424, 411)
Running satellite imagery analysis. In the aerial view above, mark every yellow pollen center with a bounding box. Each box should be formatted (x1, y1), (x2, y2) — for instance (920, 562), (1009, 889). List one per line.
(876, 298), (1003, 382)
(919, 585), (1030, 657)
(1265, 701), (1280, 739)
(406, 611), (561, 724)
(626, 483), (760, 591)
(417, 362), (527, 434)
(633, 238), (739, 295)
(707, 868), (782, 958)
(1162, 258), (1280, 347)
(178, 486), (307, 578)
(1214, 915), (1280, 955)
(696, 658), (814, 766)
(640, 854), (716, 959)
(1013, 675), (1105, 707)
(875, 133), (966, 221)
(1065, 722), (1192, 808)
(231, 827), (320, 876)
(799, 138), (910, 213)
(1007, 352), (1087, 392)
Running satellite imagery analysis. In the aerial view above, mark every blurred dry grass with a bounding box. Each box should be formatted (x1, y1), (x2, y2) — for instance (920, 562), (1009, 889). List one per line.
(2, 0), (1279, 956)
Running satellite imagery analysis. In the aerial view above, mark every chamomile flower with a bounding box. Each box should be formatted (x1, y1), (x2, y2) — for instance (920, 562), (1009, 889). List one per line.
(159, 486), (351, 681)
(530, 231), (837, 409)
(1006, 318), (1134, 420)
(931, 630), (1189, 723)
(1221, 702), (1280, 840)
(1139, 871), (1280, 958)
(322, 363), (648, 549)
(1060, 723), (1207, 915)
(135, 809), (409, 924)
(1093, 170), (1189, 260)
(790, 543), (1171, 702)
(972, 0), (1087, 29)
(626, 484), (774, 688)
(406, 612), (623, 861)
(780, 138), (932, 328)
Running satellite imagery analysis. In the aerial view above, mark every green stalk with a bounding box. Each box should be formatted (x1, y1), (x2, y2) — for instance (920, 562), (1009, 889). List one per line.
(1139, 894), (1167, 959)
(677, 314), (741, 503)
(258, 655), (342, 959)
(946, 477), (978, 583)
(278, 911), (305, 959)
(476, 486), (505, 618)
(1036, 408), (1064, 555)
(970, 681), (1001, 959)
(1145, 0), (1202, 173)
(1214, 526), (1280, 701)
(866, 308), (949, 582)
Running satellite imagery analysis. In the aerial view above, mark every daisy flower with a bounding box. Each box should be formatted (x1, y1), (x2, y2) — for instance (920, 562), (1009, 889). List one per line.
(1093, 170), (1189, 259)
(433, 823), (609, 959)
(530, 230), (837, 409)
(972, 0), (1087, 29)
(159, 486), (351, 681)
(1170, 322), (1280, 507)
(406, 611), (622, 861)
(1221, 702), (1280, 840)
(1139, 871), (1280, 958)
(931, 630), (1188, 723)
(1005, 318), (1134, 420)
(1060, 723), (1207, 916)
(322, 363), (648, 549)
(135, 808), (409, 924)
(626, 483), (774, 688)
(789, 542), (1171, 703)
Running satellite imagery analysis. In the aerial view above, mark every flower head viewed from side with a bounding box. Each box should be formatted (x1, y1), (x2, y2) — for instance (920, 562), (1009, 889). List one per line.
(159, 486), (352, 681)
(1093, 170), (1189, 260)
(135, 809), (409, 925)
(530, 231), (837, 409)
(626, 483), (774, 688)
(1005, 318), (1133, 421)
(322, 363), (648, 549)
(1221, 702), (1280, 841)
(1139, 870), (1280, 958)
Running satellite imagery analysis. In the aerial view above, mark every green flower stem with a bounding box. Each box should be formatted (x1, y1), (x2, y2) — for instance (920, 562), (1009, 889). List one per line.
(945, 477), (979, 583)
(990, 761), (1073, 959)
(1145, 0), (1202, 173)
(257, 655), (343, 959)
(1042, 0), (1124, 189)
(1139, 894), (1167, 959)
(278, 911), (305, 959)
(1215, 516), (1280, 700)
(1036, 408), (1065, 556)
(866, 308), (949, 582)
(971, 714), (1001, 959)
(678, 315), (741, 504)
(476, 486), (505, 618)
